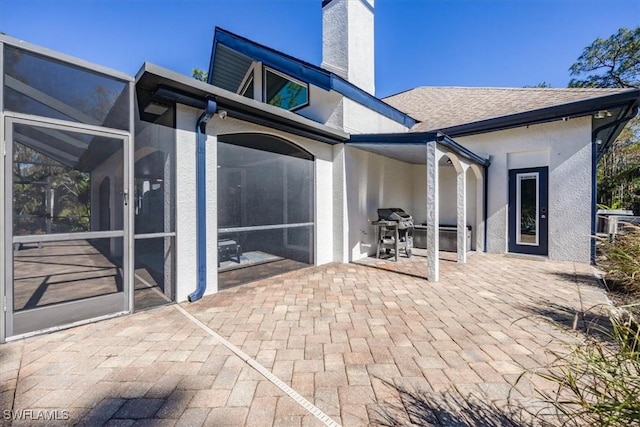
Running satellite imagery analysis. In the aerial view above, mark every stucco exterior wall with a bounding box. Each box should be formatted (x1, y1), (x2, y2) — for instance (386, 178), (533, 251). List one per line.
(345, 146), (416, 260)
(457, 117), (592, 262)
(410, 164), (427, 224)
(174, 107), (339, 301)
(297, 86), (343, 127)
(343, 98), (409, 134)
(175, 105), (202, 302)
(438, 166), (458, 226)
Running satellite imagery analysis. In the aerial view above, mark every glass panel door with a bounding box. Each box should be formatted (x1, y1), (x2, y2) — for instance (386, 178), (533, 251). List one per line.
(5, 118), (129, 337)
(508, 167), (548, 256)
(517, 173), (539, 246)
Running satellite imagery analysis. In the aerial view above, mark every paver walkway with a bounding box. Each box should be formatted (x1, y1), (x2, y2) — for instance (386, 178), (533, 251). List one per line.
(1, 253), (610, 426)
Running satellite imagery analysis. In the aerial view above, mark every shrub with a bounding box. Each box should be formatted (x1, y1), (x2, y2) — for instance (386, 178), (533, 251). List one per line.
(599, 223), (640, 296)
(533, 310), (640, 426)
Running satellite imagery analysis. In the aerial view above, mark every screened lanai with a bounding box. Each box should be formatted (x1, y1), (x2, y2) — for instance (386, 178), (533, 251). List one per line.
(1, 34), (179, 342)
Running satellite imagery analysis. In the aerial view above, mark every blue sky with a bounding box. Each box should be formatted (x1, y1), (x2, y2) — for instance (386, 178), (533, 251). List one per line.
(1, 0), (638, 98)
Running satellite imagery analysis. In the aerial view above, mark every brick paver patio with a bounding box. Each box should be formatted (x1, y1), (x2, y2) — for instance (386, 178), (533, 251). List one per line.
(1, 253), (610, 426)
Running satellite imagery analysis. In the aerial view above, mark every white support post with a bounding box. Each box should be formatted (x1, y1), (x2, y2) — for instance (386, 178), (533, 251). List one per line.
(332, 144), (349, 263)
(457, 164), (469, 263)
(426, 141), (439, 281)
(476, 170), (485, 253)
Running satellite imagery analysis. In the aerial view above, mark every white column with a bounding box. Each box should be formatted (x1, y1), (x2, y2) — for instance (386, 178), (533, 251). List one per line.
(332, 144), (349, 263)
(426, 141), (439, 281)
(457, 164), (469, 263)
(476, 169), (485, 252)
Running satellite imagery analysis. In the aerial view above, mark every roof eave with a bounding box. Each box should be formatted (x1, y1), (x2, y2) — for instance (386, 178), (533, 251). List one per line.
(348, 132), (490, 167)
(207, 27), (417, 128)
(434, 89), (640, 148)
(135, 62), (349, 144)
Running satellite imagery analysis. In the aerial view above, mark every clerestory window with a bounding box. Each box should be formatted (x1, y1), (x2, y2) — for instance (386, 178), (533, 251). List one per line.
(263, 67), (309, 111)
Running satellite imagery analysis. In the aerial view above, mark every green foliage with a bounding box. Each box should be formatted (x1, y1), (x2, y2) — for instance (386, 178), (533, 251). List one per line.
(598, 202), (624, 210)
(569, 27), (640, 88)
(192, 68), (208, 82)
(597, 116), (640, 213)
(571, 27), (640, 212)
(13, 143), (90, 234)
(529, 228), (640, 426)
(534, 310), (640, 427)
(523, 82), (552, 88)
(600, 224), (640, 296)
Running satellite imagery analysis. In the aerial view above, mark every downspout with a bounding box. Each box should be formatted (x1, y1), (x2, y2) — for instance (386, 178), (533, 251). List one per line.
(589, 105), (638, 264)
(189, 98), (217, 302)
(483, 163), (489, 253)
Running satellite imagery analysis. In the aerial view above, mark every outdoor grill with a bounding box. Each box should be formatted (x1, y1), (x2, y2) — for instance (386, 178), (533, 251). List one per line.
(374, 208), (414, 260)
(377, 208), (414, 230)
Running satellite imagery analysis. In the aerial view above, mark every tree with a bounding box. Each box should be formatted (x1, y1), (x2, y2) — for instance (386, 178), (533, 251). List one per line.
(523, 82), (552, 88)
(569, 27), (640, 213)
(597, 117), (640, 212)
(192, 68), (208, 82)
(569, 27), (640, 88)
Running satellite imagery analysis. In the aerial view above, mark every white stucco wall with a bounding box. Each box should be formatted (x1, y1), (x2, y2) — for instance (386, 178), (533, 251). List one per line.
(457, 117), (592, 262)
(174, 107), (339, 301)
(297, 86), (343, 126)
(438, 165), (458, 226)
(345, 146), (416, 260)
(410, 164), (427, 224)
(343, 98), (409, 134)
(466, 170), (478, 250)
(175, 105), (201, 302)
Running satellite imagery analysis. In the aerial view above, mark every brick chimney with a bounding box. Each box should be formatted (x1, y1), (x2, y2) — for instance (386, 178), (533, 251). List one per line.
(321, 0), (375, 95)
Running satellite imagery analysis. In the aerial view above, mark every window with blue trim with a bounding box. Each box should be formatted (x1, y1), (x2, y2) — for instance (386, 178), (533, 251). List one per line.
(264, 68), (308, 111)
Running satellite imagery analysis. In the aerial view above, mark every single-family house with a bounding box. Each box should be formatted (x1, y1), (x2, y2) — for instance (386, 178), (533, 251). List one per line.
(1, 0), (638, 342)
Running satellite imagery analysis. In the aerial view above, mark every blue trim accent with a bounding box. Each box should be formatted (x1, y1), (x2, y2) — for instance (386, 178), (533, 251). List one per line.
(208, 27), (417, 128)
(442, 90), (640, 155)
(483, 164), (489, 253)
(348, 132), (490, 167)
(330, 76), (416, 128)
(189, 98), (217, 303)
(438, 134), (491, 167)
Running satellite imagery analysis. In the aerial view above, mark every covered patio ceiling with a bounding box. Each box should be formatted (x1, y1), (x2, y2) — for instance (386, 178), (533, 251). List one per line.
(347, 131), (490, 167)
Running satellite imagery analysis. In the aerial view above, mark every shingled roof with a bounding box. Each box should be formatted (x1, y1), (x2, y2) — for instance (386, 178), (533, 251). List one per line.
(384, 86), (633, 132)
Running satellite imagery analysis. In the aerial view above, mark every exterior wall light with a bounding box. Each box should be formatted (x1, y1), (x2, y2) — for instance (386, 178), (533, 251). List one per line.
(594, 110), (612, 119)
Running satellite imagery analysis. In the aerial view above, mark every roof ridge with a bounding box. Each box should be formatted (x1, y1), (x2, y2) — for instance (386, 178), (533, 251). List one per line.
(409, 86), (628, 91)
(383, 86), (633, 99)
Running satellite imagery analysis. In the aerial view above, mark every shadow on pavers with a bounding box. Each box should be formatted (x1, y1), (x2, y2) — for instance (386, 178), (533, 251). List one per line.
(550, 272), (602, 288)
(6, 390), (191, 426)
(518, 301), (613, 342)
(370, 380), (556, 427)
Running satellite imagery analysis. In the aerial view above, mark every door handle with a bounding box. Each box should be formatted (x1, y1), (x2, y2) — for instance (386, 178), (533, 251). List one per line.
(122, 189), (129, 206)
